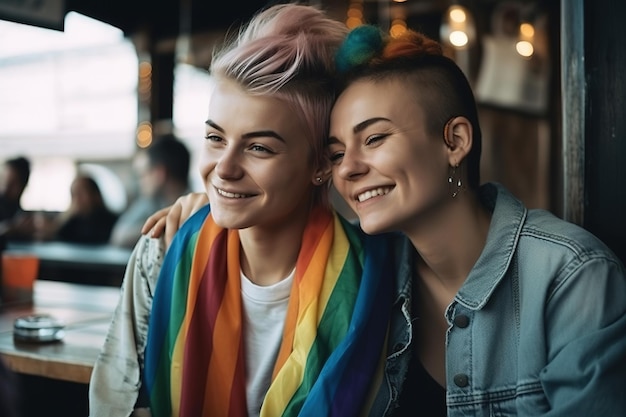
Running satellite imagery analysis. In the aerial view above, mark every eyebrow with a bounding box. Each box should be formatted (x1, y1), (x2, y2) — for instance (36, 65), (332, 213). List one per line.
(328, 117), (391, 145)
(205, 119), (286, 143)
(205, 119), (225, 133)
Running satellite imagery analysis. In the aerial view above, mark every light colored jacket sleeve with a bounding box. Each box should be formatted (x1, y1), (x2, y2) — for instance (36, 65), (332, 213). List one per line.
(88, 235), (166, 417)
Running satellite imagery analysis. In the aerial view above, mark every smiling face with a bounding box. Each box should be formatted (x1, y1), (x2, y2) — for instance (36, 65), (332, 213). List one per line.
(329, 78), (451, 235)
(198, 79), (318, 231)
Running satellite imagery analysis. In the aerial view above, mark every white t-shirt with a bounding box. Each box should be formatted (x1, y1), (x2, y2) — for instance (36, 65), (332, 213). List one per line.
(240, 269), (294, 417)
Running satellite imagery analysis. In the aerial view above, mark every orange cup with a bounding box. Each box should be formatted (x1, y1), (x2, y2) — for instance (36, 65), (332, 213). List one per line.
(2, 253), (40, 304)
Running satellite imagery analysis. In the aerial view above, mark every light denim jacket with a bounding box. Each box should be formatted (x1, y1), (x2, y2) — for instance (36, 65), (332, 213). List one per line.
(371, 182), (626, 416)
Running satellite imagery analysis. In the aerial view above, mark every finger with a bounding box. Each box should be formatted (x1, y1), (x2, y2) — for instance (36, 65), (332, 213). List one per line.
(149, 217), (167, 239)
(141, 206), (171, 234)
(164, 202), (183, 248)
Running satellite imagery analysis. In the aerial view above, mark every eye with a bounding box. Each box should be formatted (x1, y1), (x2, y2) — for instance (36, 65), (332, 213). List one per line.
(365, 133), (389, 146)
(249, 144), (275, 154)
(204, 133), (223, 143)
(327, 144), (345, 164)
(329, 151), (344, 163)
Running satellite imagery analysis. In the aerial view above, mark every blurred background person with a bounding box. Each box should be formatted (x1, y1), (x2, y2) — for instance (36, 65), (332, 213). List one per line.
(36, 173), (119, 244)
(109, 134), (191, 248)
(0, 156), (36, 240)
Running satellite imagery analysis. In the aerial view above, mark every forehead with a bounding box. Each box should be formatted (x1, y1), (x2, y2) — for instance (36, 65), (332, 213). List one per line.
(330, 78), (424, 131)
(208, 79), (305, 136)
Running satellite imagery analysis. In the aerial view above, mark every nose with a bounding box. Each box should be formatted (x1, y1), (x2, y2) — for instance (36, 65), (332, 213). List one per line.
(334, 146), (367, 182)
(215, 146), (244, 180)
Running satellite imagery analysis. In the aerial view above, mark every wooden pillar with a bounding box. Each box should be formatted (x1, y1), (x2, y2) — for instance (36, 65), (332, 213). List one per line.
(583, 0), (626, 262)
(562, 0), (626, 262)
(149, 47), (175, 132)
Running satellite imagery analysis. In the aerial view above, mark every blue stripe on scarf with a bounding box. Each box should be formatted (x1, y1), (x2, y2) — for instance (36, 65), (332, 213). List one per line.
(144, 204), (211, 395)
(298, 226), (394, 416)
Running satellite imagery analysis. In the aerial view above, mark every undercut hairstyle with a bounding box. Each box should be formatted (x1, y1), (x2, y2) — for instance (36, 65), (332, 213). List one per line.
(335, 28), (482, 190)
(209, 3), (348, 207)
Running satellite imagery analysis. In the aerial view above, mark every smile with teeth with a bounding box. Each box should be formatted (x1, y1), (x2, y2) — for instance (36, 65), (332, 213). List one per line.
(357, 187), (392, 202)
(217, 188), (252, 199)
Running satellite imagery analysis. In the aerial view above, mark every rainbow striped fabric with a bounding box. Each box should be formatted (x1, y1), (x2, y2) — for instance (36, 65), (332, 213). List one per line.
(143, 204), (393, 417)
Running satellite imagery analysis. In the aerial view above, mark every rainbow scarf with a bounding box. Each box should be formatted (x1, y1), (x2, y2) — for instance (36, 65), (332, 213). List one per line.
(143, 204), (393, 417)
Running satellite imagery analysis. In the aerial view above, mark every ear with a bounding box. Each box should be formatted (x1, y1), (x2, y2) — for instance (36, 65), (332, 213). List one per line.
(311, 158), (332, 186)
(443, 116), (473, 166)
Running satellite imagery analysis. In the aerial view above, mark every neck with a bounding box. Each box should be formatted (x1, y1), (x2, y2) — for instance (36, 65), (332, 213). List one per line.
(238, 207), (315, 286)
(407, 191), (491, 298)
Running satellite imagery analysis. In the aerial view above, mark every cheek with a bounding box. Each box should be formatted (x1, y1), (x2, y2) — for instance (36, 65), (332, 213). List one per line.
(330, 170), (351, 200)
(197, 147), (215, 178)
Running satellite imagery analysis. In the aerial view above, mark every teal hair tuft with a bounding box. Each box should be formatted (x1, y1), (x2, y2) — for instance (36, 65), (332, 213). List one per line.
(335, 25), (384, 73)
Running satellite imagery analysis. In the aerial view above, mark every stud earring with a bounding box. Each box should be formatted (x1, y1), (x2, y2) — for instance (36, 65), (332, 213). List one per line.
(316, 177), (323, 183)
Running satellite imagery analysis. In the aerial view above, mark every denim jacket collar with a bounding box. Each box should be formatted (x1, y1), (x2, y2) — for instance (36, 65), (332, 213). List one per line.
(455, 183), (527, 310)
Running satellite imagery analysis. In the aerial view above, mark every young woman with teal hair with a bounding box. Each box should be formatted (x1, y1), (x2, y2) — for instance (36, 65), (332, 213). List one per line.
(329, 25), (626, 416)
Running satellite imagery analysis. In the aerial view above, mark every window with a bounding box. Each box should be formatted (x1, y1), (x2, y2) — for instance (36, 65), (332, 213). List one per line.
(0, 12), (137, 211)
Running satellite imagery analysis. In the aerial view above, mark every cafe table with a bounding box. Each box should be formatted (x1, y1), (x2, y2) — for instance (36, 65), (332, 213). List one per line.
(0, 279), (120, 384)
(5, 241), (132, 287)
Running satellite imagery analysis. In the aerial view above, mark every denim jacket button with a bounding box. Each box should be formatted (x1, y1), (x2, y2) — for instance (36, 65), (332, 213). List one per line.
(453, 373), (469, 387)
(454, 314), (470, 328)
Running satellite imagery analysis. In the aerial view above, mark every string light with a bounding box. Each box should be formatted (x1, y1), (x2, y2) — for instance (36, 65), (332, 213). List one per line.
(440, 4), (475, 49)
(345, 1), (364, 29)
(516, 21), (535, 58)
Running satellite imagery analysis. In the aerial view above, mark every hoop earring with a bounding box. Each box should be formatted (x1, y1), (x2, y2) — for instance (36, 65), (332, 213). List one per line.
(448, 164), (463, 198)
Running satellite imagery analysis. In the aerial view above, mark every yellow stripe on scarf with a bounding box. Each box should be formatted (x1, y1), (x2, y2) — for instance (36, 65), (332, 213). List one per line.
(261, 214), (350, 416)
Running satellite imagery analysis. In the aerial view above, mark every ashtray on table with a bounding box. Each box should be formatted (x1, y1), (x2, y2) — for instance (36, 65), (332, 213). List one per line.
(13, 313), (66, 343)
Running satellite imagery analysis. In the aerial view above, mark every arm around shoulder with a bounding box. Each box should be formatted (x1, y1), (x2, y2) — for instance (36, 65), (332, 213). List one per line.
(88, 234), (166, 417)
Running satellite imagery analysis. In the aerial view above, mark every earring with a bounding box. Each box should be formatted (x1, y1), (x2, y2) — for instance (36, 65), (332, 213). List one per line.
(448, 164), (463, 198)
(316, 177), (323, 183)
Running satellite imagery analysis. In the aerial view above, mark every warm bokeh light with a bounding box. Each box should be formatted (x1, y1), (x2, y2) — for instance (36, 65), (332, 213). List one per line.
(449, 30), (469, 48)
(390, 19), (407, 38)
(346, 16), (363, 29)
(516, 40), (534, 57)
(440, 4), (475, 50)
(520, 23), (535, 38)
(347, 7), (363, 19)
(346, 3), (364, 29)
(449, 6), (467, 23)
(136, 122), (153, 148)
(138, 61), (152, 98)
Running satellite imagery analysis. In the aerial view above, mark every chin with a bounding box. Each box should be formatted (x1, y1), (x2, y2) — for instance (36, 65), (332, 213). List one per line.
(358, 218), (391, 236)
(211, 212), (249, 230)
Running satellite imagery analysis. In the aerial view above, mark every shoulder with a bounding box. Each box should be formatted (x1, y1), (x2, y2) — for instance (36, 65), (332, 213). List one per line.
(129, 234), (167, 294)
(484, 182), (622, 270)
(522, 209), (622, 267)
